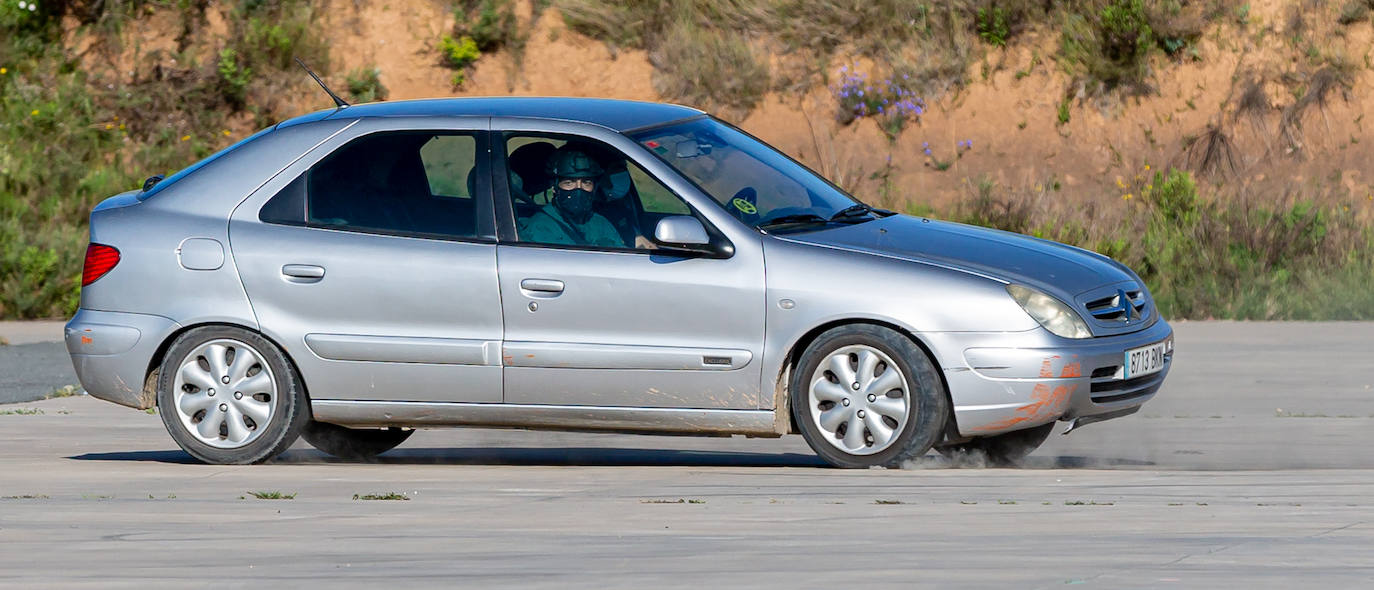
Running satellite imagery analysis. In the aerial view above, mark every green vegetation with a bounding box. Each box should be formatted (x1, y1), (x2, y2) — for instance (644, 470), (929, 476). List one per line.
(976, 5), (1011, 47)
(440, 0), (526, 87)
(247, 490), (296, 500)
(942, 168), (1374, 320)
(345, 66), (387, 103)
(1, 0), (330, 318)
(0, 408), (43, 415)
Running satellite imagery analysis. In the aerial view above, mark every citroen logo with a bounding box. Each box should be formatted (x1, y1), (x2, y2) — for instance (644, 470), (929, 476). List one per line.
(1107, 289), (1139, 322)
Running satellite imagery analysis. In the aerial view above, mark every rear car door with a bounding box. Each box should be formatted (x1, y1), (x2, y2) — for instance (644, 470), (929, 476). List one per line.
(229, 118), (504, 403)
(492, 121), (766, 409)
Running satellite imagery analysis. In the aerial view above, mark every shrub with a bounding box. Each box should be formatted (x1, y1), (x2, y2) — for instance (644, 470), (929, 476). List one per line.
(976, 5), (1010, 47)
(649, 24), (769, 117)
(463, 0), (518, 52)
(216, 48), (252, 106)
(345, 66), (386, 103)
(439, 34), (480, 69)
(1060, 0), (1155, 91)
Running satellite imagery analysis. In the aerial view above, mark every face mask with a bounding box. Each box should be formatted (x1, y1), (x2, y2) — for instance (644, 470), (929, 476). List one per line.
(604, 170), (631, 201)
(553, 187), (594, 224)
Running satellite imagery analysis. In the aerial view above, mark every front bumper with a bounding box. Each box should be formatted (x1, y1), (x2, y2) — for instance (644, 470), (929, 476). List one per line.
(924, 318), (1174, 437)
(66, 309), (181, 410)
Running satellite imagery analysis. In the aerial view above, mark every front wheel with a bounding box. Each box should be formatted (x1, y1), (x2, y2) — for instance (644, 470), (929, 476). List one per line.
(936, 422), (1056, 466)
(302, 421), (413, 461)
(790, 325), (949, 468)
(157, 326), (309, 465)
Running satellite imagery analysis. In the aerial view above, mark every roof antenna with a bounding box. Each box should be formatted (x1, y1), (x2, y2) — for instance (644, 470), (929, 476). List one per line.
(294, 57), (348, 109)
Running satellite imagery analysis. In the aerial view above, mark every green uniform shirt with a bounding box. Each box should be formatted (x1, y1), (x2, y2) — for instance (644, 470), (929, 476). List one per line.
(518, 204), (626, 248)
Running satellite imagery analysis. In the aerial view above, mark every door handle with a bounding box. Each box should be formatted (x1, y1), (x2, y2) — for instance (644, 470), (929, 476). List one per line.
(520, 278), (564, 296)
(282, 264), (325, 282)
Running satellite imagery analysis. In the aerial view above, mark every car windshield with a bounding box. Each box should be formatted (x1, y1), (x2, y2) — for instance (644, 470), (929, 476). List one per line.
(630, 117), (868, 232)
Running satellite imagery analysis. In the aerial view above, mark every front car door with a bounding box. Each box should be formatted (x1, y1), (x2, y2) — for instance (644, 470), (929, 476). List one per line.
(491, 118), (766, 409)
(229, 117), (504, 403)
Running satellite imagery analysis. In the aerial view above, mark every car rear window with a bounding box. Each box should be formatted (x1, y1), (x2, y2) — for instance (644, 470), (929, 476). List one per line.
(138, 125), (275, 201)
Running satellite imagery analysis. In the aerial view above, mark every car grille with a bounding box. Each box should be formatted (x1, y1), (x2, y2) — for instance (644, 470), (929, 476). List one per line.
(1085, 289), (1147, 322)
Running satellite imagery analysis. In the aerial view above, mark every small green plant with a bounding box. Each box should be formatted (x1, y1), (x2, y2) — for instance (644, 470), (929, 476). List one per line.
(976, 5), (1010, 47)
(0, 408), (43, 415)
(247, 490), (296, 500)
(874, 499), (904, 505)
(345, 67), (387, 103)
(216, 48), (253, 106)
(1057, 97), (1072, 124)
(439, 34), (481, 70)
(2, 494), (50, 499)
(640, 498), (704, 504)
(354, 492), (410, 501)
(46, 384), (80, 398)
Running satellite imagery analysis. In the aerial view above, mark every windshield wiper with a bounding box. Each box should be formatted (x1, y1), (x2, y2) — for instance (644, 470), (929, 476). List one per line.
(829, 203), (895, 222)
(757, 213), (829, 230)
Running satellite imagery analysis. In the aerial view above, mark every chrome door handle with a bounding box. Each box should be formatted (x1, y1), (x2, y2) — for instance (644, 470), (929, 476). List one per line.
(520, 278), (564, 295)
(282, 264), (325, 282)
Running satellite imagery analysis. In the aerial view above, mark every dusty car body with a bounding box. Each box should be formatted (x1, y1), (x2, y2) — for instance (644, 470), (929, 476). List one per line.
(66, 97), (1173, 467)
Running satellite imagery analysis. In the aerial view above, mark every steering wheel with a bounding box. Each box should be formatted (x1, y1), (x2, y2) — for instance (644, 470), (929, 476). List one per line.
(727, 187), (760, 222)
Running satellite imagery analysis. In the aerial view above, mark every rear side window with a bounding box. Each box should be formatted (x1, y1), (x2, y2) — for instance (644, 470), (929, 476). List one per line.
(260, 131), (492, 240)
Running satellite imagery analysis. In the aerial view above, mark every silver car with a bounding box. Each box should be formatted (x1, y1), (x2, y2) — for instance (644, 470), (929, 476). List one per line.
(66, 98), (1173, 468)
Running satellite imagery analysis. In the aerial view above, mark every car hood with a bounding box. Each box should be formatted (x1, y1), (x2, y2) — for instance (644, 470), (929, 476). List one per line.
(779, 215), (1136, 299)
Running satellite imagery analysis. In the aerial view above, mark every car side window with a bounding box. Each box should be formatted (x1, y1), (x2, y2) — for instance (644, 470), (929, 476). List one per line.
(502, 132), (700, 251)
(260, 131), (489, 240)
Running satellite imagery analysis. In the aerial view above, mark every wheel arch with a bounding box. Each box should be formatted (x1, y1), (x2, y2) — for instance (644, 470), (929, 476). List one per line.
(143, 321), (313, 415)
(777, 318), (957, 439)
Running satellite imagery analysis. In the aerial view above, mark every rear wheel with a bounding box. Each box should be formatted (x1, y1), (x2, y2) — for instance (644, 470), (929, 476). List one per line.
(302, 421), (413, 461)
(790, 325), (949, 468)
(937, 422), (1056, 466)
(157, 326), (308, 465)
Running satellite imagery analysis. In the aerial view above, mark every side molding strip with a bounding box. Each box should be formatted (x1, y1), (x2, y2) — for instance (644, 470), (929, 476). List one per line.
(312, 400), (779, 436)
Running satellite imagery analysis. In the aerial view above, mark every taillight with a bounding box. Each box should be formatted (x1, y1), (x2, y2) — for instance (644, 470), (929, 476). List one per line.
(82, 243), (121, 286)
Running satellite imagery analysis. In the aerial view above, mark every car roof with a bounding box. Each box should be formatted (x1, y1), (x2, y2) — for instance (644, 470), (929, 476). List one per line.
(276, 97), (706, 133)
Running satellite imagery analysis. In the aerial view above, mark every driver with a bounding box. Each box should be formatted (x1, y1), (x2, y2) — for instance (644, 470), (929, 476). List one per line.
(518, 146), (626, 248)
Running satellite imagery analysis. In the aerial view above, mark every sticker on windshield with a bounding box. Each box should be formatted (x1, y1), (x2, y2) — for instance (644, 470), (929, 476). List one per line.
(731, 198), (757, 215)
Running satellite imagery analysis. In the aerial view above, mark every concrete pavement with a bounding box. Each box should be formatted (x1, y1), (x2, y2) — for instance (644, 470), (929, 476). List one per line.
(1, 321), (1372, 587)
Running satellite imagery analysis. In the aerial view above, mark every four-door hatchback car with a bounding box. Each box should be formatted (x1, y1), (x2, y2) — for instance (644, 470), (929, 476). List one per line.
(66, 97), (1173, 468)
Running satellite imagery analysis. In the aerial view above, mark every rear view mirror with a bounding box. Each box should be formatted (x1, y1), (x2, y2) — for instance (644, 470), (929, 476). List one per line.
(654, 216), (710, 246)
(674, 140), (711, 159)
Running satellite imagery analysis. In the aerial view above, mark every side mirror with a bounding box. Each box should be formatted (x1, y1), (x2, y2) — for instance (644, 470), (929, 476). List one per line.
(654, 215), (711, 247)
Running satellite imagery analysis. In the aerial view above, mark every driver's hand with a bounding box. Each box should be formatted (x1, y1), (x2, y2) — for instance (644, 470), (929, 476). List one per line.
(634, 235), (654, 249)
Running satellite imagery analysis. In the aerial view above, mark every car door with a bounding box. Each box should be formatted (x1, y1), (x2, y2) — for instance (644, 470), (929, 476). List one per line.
(491, 120), (766, 409)
(229, 117), (504, 403)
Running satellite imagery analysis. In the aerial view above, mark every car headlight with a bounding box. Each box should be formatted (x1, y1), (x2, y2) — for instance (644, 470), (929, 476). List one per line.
(1006, 284), (1092, 339)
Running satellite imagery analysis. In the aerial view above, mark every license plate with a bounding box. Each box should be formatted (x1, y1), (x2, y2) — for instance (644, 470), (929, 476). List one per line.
(1123, 339), (1169, 379)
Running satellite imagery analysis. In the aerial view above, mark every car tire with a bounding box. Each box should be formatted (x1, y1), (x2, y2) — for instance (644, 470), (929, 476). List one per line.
(936, 422), (1056, 466)
(302, 421), (414, 461)
(790, 324), (949, 468)
(156, 326), (309, 465)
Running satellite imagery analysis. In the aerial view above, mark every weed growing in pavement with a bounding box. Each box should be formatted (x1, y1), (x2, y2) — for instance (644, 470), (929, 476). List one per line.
(0, 408), (43, 415)
(247, 491), (296, 500)
(354, 493), (410, 501)
(46, 384), (79, 398)
(640, 498), (705, 504)
(2, 494), (49, 499)
(874, 499), (904, 505)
